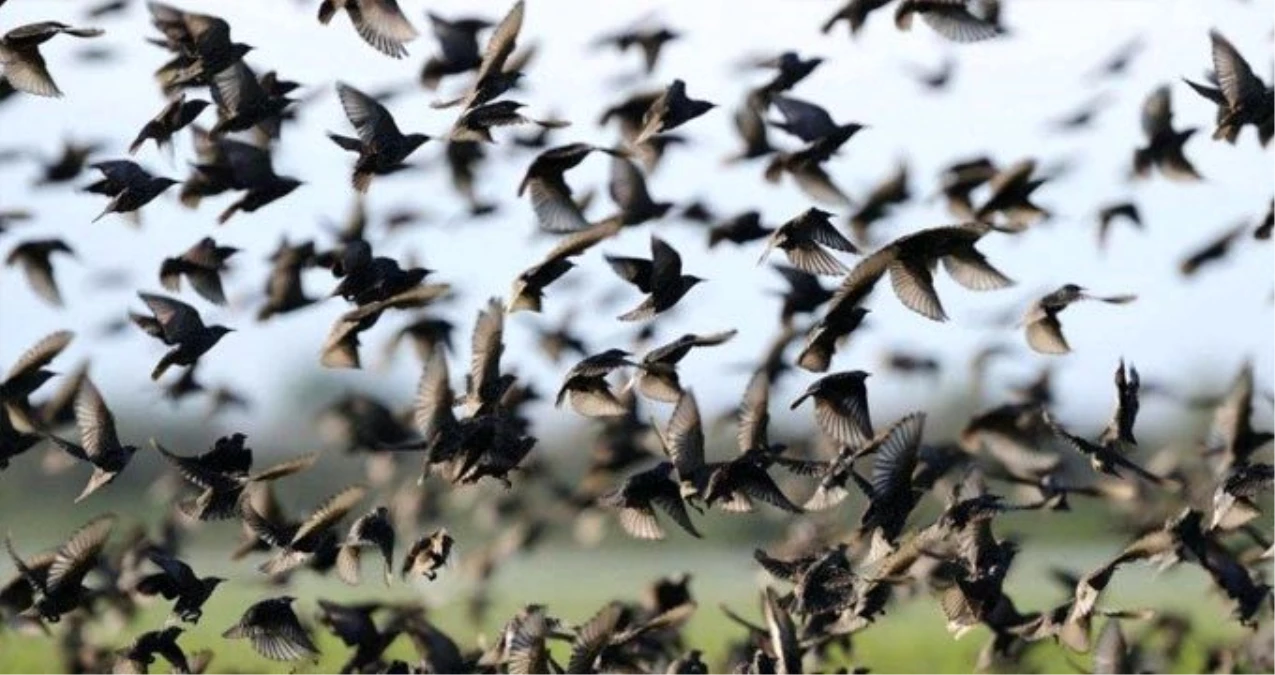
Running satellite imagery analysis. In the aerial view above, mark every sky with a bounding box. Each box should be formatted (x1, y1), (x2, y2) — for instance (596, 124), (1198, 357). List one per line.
(0, 0), (1271, 451)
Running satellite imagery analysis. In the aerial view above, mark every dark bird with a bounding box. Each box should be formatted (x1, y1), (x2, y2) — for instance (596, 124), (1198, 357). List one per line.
(769, 95), (867, 145)
(1051, 93), (1112, 132)
(431, 0), (525, 111)
(3, 513), (116, 622)
(1091, 37), (1143, 79)
(329, 82), (431, 193)
(146, 6), (251, 95)
(850, 161), (911, 244)
(858, 411), (928, 541)
(608, 152), (673, 226)
(791, 370), (874, 447)
(509, 218), (621, 313)
(762, 117), (863, 207)
(186, 138), (301, 225)
(257, 238), (317, 321)
(112, 626), (189, 675)
(593, 22), (680, 75)
(708, 210), (774, 249)
(84, 160), (179, 223)
(606, 235), (705, 321)
(241, 484), (367, 576)
(5, 238), (74, 307)
(724, 96), (774, 164)
(805, 411), (925, 511)
(153, 433), (317, 520)
(158, 237), (237, 306)
(129, 94), (210, 155)
(223, 596), (319, 662)
(316, 0), (418, 59)
(1204, 361), (1273, 472)
(830, 223), (1012, 322)
(773, 263), (835, 326)
(822, 0), (894, 37)
(419, 12), (491, 90)
(449, 100), (568, 144)
(1096, 201), (1142, 250)
(1179, 222), (1248, 277)
(1182, 30), (1273, 146)
(0, 21), (104, 96)
(974, 158), (1051, 230)
(315, 600), (403, 673)
(518, 143), (618, 233)
(598, 461), (701, 540)
(937, 156), (997, 220)
(1132, 85), (1201, 181)
(557, 349), (634, 418)
(402, 528), (454, 580)
(33, 139), (103, 186)
(633, 79), (716, 146)
(45, 377), (137, 503)
(135, 551), (225, 624)
(0, 329), (73, 436)
(1210, 462), (1273, 531)
(1044, 411), (1164, 486)
(1021, 284), (1136, 354)
(207, 61), (294, 138)
(1254, 200), (1272, 240)
(632, 330), (737, 403)
(130, 292), (234, 380)
(749, 50), (825, 99)
(336, 506), (396, 586)
(894, 0), (1005, 43)
(759, 207), (858, 275)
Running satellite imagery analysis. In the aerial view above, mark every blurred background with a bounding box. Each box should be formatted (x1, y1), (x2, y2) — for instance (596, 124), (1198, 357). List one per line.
(0, 0), (1272, 672)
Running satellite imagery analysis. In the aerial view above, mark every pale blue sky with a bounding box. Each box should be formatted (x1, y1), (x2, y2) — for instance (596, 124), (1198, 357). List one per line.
(1, 0), (1271, 447)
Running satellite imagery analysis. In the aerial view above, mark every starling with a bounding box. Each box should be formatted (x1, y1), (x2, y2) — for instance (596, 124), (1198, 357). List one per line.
(34, 139), (104, 186)
(4, 238), (74, 307)
(750, 51), (825, 100)
(128, 94), (210, 155)
(84, 160), (179, 223)
(130, 292), (234, 380)
(207, 61), (294, 138)
(1210, 463), (1274, 531)
(598, 461), (701, 540)
(449, 100), (567, 143)
(724, 97), (774, 164)
(1091, 37), (1143, 79)
(830, 223), (1012, 322)
(223, 596), (319, 662)
(1043, 412), (1164, 485)
(608, 153), (673, 226)
(1050, 93), (1112, 131)
(402, 528), (454, 580)
(158, 237), (238, 305)
(974, 158), (1051, 230)
(1204, 361), (1273, 471)
(791, 370), (875, 447)
(1132, 85), (1201, 181)
(0, 21), (104, 97)
(186, 138), (301, 224)
(420, 12), (491, 90)
(593, 23), (680, 75)
(1, 329), (73, 437)
(1179, 222), (1248, 277)
(822, 0), (894, 37)
(152, 434), (317, 521)
(849, 161), (910, 244)
(906, 55), (956, 92)
(606, 235), (705, 321)
(773, 264), (834, 325)
(146, 6), (251, 95)
(1182, 30), (1273, 146)
(1254, 200), (1273, 240)
(1020, 284), (1136, 354)
(316, 0), (418, 59)
(805, 411), (925, 511)
(796, 292), (867, 367)
(633, 79), (716, 146)
(134, 551), (224, 624)
(632, 330), (737, 403)
(45, 377), (137, 503)
(762, 131), (859, 207)
(3, 513), (116, 622)
(894, 0), (1005, 43)
(433, 0), (525, 111)
(860, 411), (928, 541)
(938, 156), (997, 220)
(509, 218), (621, 313)
(556, 348), (634, 418)
(336, 506), (396, 586)
(1096, 201), (1141, 250)
(759, 207), (858, 275)
(315, 600), (404, 673)
(383, 316), (455, 365)
(257, 238), (317, 321)
(518, 143), (618, 233)
(241, 483), (367, 576)
(112, 626), (189, 675)
(769, 95), (866, 145)
(328, 82), (431, 192)
(708, 210), (774, 249)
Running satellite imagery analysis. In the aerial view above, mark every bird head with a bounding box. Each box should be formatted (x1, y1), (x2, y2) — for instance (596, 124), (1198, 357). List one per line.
(209, 325), (235, 343)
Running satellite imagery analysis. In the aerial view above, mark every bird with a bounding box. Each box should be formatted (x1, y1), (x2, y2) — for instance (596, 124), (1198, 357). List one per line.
(708, 211), (774, 249)
(758, 207), (859, 275)
(791, 370), (875, 448)
(1132, 85), (1201, 181)
(207, 60), (295, 138)
(134, 551), (225, 624)
(518, 143), (619, 233)
(240, 483), (367, 576)
(1179, 223), (1249, 277)
(0, 21), (104, 96)
(336, 506), (396, 586)
(606, 235), (705, 321)
(448, 100), (568, 144)
(894, 0), (1005, 43)
(83, 160), (179, 223)
(1096, 201), (1142, 250)
(402, 528), (455, 580)
(419, 11), (491, 90)
(597, 461), (701, 540)
(329, 82), (431, 193)
(850, 161), (911, 244)
(4, 238), (74, 307)
(593, 22), (681, 75)
(158, 237), (238, 306)
(223, 596), (319, 662)
(3, 513), (116, 622)
(633, 79), (716, 146)
(130, 292), (234, 380)
(44, 377), (137, 503)
(152, 433), (317, 521)
(316, 0), (418, 59)
(1182, 30), (1273, 146)
(0, 329), (74, 437)
(631, 330), (737, 403)
(607, 152), (673, 226)
(822, 0), (895, 37)
(509, 218), (621, 313)
(1021, 284), (1137, 354)
(974, 158), (1051, 230)
(112, 626), (190, 675)
(186, 138), (301, 225)
(557, 349), (635, 418)
(128, 94), (210, 155)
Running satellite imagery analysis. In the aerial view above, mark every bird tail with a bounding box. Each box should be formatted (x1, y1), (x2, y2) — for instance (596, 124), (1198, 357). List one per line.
(317, 0), (337, 24)
(151, 354), (177, 381)
(216, 200), (242, 226)
(352, 171), (373, 194)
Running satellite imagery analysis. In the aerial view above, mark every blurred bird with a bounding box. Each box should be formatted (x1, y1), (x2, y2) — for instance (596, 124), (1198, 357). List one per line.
(5, 238), (74, 307)
(607, 235), (705, 321)
(223, 596), (319, 662)
(1021, 284), (1136, 354)
(317, 0), (418, 59)
(0, 20), (104, 96)
(130, 292), (234, 380)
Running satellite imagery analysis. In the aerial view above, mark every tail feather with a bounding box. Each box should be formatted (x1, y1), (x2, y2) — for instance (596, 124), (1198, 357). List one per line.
(317, 0), (337, 24)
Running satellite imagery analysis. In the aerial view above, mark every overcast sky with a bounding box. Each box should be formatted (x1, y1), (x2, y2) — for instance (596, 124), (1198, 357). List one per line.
(1, 0), (1271, 448)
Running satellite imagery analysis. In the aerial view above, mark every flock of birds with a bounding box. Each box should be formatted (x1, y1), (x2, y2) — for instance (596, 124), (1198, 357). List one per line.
(1, 0), (1273, 673)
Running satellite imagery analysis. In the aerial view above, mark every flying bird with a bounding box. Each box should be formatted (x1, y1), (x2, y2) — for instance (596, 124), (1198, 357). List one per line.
(130, 292), (234, 380)
(0, 21), (104, 96)
(1021, 284), (1137, 354)
(317, 0), (418, 59)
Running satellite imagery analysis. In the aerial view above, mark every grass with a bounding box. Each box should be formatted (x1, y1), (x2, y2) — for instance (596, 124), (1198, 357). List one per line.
(0, 542), (1258, 673)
